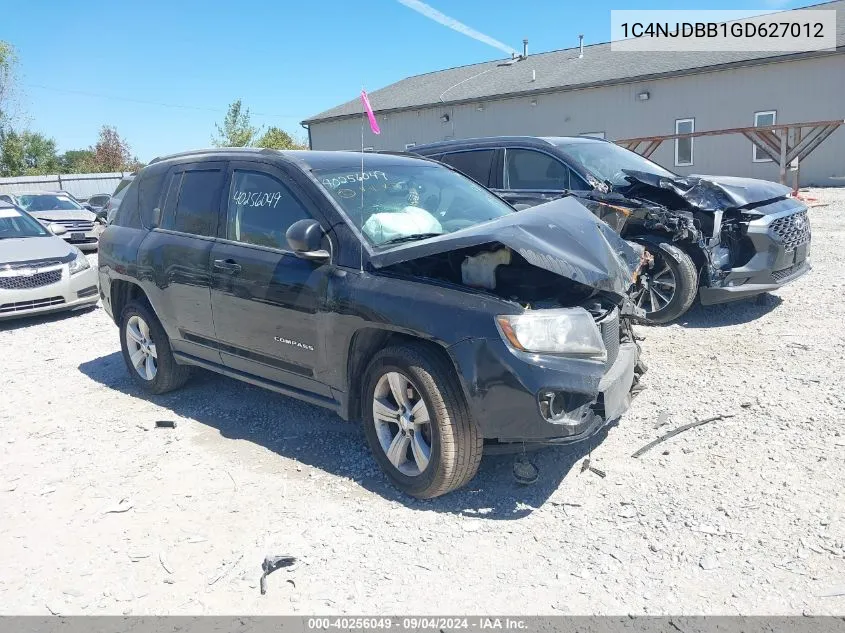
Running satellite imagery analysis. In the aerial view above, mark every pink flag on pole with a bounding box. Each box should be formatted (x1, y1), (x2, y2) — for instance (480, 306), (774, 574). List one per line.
(360, 90), (381, 135)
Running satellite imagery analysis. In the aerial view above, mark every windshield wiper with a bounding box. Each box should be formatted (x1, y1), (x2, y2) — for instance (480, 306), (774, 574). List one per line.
(379, 232), (445, 246)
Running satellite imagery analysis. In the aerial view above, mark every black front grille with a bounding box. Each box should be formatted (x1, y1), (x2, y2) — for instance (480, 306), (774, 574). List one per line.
(0, 269), (62, 290)
(770, 210), (811, 251)
(772, 260), (810, 283)
(0, 296), (65, 314)
(598, 308), (620, 368)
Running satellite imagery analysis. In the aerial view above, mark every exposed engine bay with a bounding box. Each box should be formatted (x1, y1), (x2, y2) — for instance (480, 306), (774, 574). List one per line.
(571, 170), (806, 291)
(385, 242), (605, 309)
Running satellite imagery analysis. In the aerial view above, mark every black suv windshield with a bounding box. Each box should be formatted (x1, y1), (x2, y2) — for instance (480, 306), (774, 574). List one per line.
(314, 161), (513, 247)
(0, 206), (49, 239)
(553, 140), (675, 187)
(17, 194), (83, 212)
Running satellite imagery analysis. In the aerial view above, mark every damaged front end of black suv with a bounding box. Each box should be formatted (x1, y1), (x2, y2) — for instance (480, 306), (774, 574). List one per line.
(574, 170), (812, 321)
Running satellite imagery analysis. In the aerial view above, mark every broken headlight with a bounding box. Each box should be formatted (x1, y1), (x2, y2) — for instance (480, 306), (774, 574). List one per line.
(495, 308), (606, 360)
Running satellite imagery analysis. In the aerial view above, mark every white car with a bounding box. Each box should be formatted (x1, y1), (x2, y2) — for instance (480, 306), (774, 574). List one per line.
(0, 191), (102, 251)
(0, 201), (99, 320)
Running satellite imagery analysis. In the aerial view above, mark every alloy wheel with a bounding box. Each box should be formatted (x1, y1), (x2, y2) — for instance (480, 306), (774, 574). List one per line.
(635, 255), (677, 314)
(372, 372), (433, 477)
(125, 315), (158, 381)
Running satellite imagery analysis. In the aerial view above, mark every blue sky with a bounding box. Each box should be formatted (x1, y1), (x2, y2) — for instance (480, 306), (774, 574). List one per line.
(2, 0), (797, 161)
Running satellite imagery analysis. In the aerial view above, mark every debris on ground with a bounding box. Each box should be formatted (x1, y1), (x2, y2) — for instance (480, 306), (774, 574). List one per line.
(103, 499), (133, 514)
(580, 457), (607, 478)
(208, 553), (244, 586)
(259, 555), (297, 595)
(700, 555), (721, 571)
(155, 420), (177, 429)
(632, 413), (736, 458)
(159, 551), (173, 574)
(512, 455), (539, 485)
(654, 410), (671, 429)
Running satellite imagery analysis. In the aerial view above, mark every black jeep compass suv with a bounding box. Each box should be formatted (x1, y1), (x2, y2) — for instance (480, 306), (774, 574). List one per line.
(98, 148), (644, 498)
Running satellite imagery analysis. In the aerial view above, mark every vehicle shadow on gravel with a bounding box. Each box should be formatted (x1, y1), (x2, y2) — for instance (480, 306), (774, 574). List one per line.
(0, 305), (99, 332)
(79, 352), (602, 519)
(670, 294), (783, 329)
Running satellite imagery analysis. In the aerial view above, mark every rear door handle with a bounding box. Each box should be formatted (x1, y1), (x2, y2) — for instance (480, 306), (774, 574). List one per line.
(213, 258), (242, 274)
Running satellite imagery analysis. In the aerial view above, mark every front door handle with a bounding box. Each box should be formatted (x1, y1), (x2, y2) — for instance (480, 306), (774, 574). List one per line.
(213, 258), (242, 274)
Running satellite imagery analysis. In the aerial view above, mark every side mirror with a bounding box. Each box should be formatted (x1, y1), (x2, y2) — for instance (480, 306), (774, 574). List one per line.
(286, 219), (330, 262)
(48, 223), (67, 236)
(82, 203), (94, 211)
(150, 207), (161, 228)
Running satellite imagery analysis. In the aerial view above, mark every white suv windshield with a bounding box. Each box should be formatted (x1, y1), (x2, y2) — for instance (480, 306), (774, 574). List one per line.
(17, 194), (83, 212)
(314, 162), (513, 247)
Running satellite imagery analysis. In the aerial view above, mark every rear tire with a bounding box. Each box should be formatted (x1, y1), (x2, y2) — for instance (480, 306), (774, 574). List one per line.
(634, 240), (698, 324)
(362, 344), (483, 499)
(119, 300), (191, 394)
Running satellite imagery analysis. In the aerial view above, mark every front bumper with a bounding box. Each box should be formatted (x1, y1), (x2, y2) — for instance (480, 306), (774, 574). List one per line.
(700, 205), (811, 305)
(0, 265), (99, 320)
(448, 331), (640, 444)
(61, 228), (101, 251)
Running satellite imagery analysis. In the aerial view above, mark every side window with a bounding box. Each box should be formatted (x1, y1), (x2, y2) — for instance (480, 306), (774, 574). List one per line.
(226, 170), (311, 250)
(160, 168), (223, 237)
(569, 171), (590, 190)
(505, 149), (570, 190)
(440, 150), (495, 186)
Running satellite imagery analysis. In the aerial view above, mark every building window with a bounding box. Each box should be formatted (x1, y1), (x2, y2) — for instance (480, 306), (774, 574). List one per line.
(579, 132), (605, 139)
(674, 118), (694, 167)
(753, 111), (776, 162)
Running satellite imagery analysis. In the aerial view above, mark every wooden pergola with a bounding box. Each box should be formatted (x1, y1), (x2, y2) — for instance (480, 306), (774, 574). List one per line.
(615, 119), (844, 189)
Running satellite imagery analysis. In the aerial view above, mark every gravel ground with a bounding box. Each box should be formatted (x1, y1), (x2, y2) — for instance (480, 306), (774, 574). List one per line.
(1, 188), (843, 616)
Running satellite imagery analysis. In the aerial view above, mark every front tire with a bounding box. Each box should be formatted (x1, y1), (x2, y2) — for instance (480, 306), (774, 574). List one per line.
(119, 300), (191, 394)
(634, 240), (698, 324)
(362, 344), (483, 499)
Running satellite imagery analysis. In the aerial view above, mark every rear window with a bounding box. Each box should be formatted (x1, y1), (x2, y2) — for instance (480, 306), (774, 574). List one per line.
(161, 168), (223, 237)
(439, 150), (495, 186)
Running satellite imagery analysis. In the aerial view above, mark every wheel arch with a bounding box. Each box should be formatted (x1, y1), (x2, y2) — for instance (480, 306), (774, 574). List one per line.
(344, 328), (467, 422)
(110, 279), (152, 325)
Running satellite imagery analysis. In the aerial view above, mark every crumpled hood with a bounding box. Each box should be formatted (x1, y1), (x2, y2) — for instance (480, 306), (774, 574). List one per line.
(370, 196), (641, 298)
(0, 236), (74, 266)
(28, 208), (97, 222)
(623, 170), (793, 211)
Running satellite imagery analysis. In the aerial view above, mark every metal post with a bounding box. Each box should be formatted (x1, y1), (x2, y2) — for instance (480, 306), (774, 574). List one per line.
(792, 127), (802, 194)
(779, 129), (788, 185)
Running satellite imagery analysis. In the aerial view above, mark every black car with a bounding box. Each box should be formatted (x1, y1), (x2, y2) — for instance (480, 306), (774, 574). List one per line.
(413, 137), (811, 323)
(86, 193), (112, 219)
(98, 148), (645, 498)
(101, 174), (135, 225)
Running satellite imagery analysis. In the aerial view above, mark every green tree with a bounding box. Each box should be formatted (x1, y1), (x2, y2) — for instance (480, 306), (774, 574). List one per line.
(92, 125), (132, 172)
(0, 130), (60, 176)
(0, 41), (20, 133)
(212, 100), (260, 147)
(60, 149), (97, 173)
(255, 126), (307, 150)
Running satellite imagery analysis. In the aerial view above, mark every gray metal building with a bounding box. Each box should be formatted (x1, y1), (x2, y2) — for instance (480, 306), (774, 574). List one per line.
(303, 1), (845, 186)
